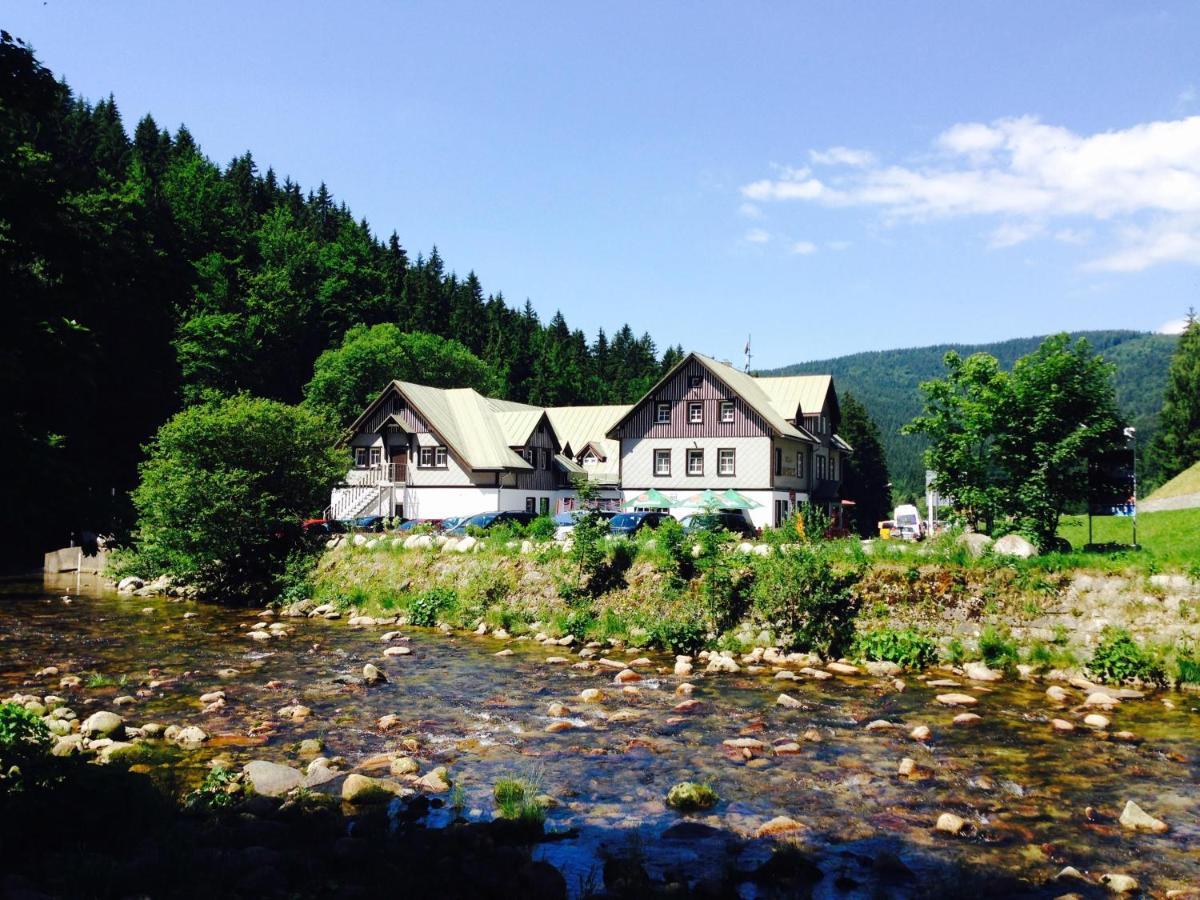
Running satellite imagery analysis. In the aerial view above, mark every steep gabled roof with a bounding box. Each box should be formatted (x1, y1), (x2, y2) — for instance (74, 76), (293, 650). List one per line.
(756, 375), (834, 421)
(546, 405), (628, 483)
(494, 409), (546, 447)
(605, 353), (815, 443)
(389, 382), (532, 471)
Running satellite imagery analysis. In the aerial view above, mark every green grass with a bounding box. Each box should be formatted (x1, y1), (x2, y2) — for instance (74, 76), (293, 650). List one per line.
(1146, 461), (1200, 501)
(1057, 507), (1200, 573)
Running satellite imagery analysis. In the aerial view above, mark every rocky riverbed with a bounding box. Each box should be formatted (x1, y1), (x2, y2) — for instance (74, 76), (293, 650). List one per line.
(2, 575), (1198, 898)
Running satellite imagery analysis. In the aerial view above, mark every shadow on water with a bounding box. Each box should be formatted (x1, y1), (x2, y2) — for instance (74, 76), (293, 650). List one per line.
(1, 575), (1196, 898)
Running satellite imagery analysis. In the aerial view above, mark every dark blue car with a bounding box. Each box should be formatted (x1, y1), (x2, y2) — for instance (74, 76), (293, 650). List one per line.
(608, 511), (670, 536)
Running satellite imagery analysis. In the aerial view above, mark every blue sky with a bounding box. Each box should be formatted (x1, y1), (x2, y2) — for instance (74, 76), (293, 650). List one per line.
(8, 1), (1200, 367)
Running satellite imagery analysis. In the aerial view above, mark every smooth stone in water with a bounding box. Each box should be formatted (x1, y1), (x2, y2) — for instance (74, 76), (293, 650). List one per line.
(952, 712), (982, 725)
(935, 812), (968, 835)
(1084, 713), (1110, 729)
(243, 760), (303, 797)
(756, 816), (805, 837)
(1119, 800), (1168, 833)
(910, 725), (931, 741)
(1100, 874), (1138, 894)
(776, 693), (803, 709)
(936, 693), (978, 706)
(81, 711), (124, 738)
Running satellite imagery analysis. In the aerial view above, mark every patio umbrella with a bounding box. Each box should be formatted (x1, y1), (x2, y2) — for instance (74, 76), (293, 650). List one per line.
(621, 488), (678, 509)
(678, 489), (726, 510)
(720, 489), (762, 510)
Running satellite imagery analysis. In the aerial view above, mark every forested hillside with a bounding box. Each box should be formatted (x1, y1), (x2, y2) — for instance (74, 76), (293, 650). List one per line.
(762, 330), (1177, 498)
(0, 32), (681, 567)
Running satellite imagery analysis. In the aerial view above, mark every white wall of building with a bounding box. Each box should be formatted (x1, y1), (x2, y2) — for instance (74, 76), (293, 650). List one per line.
(619, 435), (771, 491)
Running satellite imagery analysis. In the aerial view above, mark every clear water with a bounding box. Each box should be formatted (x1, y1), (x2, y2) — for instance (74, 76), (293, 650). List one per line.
(3, 575), (1197, 896)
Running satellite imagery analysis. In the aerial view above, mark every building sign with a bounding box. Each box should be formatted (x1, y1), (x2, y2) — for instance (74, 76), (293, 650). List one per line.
(1087, 449), (1135, 517)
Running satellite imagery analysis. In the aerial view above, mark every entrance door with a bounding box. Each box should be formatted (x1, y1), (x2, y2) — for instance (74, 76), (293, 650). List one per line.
(390, 445), (408, 483)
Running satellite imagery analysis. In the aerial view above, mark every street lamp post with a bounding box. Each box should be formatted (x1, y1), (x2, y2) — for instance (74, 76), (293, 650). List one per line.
(1124, 426), (1137, 548)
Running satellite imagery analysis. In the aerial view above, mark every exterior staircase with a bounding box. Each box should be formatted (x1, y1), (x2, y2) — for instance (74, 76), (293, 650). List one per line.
(324, 464), (396, 521)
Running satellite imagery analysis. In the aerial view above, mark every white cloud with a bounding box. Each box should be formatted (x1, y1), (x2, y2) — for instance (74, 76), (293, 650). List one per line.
(738, 202), (763, 219)
(741, 115), (1200, 271)
(744, 228), (771, 244)
(1178, 85), (1197, 113)
(827, 240), (852, 251)
(809, 146), (876, 167)
(790, 240), (817, 255)
(1158, 316), (1191, 335)
(1053, 228), (1090, 245)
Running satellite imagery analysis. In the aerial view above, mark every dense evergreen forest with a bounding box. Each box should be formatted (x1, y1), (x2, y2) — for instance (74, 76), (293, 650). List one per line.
(763, 330), (1178, 499)
(0, 33), (682, 568)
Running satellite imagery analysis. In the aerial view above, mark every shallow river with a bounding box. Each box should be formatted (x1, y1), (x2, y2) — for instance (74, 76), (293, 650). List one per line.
(2, 576), (1197, 897)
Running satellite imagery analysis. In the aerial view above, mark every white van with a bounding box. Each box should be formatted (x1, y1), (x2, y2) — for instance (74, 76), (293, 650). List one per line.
(893, 504), (922, 541)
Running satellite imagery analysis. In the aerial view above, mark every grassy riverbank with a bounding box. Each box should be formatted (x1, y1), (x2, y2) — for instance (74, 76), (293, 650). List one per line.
(307, 527), (1200, 688)
(1057, 507), (1200, 570)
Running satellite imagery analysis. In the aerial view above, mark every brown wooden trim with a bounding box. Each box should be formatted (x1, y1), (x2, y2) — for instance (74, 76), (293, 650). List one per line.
(717, 447), (736, 477)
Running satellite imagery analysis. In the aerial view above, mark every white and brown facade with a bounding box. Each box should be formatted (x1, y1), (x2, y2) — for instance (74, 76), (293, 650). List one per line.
(332, 353), (850, 529)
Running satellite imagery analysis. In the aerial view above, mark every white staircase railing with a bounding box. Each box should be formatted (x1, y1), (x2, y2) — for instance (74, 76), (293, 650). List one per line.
(324, 464), (397, 521)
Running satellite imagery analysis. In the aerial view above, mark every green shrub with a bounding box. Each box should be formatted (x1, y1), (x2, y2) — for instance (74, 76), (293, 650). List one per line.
(665, 781), (718, 811)
(853, 627), (938, 669)
(943, 637), (966, 665)
(0, 703), (52, 793)
(978, 625), (1020, 671)
(184, 764), (243, 810)
(408, 587), (458, 627)
(492, 775), (546, 829)
(1175, 643), (1200, 685)
(750, 547), (862, 657)
(1089, 627), (1166, 685)
(798, 503), (831, 542)
(648, 618), (708, 654)
(526, 516), (556, 541)
(653, 516), (689, 581)
(694, 529), (746, 634)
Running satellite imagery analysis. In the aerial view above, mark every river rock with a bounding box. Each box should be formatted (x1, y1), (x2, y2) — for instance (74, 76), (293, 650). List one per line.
(675, 683), (695, 695)
(579, 688), (606, 702)
(1046, 685), (1070, 703)
(415, 766), (450, 792)
(957, 532), (993, 557)
(756, 816), (804, 838)
(1051, 718), (1075, 733)
(936, 693), (978, 706)
(952, 712), (982, 725)
(1085, 692), (1119, 708)
(910, 725), (931, 740)
(799, 667), (832, 680)
(199, 690), (225, 705)
(495, 649), (514, 657)
(777, 693), (803, 709)
(1119, 800), (1168, 833)
(390, 756), (420, 776)
(343, 773), (407, 804)
(935, 812), (968, 835)
(674, 659), (693, 676)
(545, 720), (574, 733)
(547, 702), (571, 717)
(174, 725), (209, 748)
(1084, 713), (1110, 729)
(826, 662), (860, 675)
(362, 663), (386, 684)
(993, 534), (1037, 558)
(383, 646), (411, 657)
(706, 655), (740, 674)
(673, 699), (702, 713)
(1100, 873), (1138, 893)
(81, 711), (124, 738)
(117, 576), (144, 593)
(865, 660), (902, 677)
(964, 662), (1002, 682)
(723, 738), (767, 753)
(278, 704), (312, 721)
(898, 757), (916, 776)
(774, 742), (802, 756)
(244, 760), (303, 797)
(614, 669), (641, 684)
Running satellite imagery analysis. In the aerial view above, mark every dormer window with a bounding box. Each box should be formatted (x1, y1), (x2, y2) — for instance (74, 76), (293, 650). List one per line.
(582, 451), (598, 467)
(688, 401), (703, 423)
(655, 402), (670, 424)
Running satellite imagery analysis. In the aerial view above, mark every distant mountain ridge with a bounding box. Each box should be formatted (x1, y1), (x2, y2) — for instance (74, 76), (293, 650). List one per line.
(759, 330), (1178, 497)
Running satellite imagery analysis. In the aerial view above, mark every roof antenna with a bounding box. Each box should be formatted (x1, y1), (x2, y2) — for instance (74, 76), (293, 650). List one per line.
(744, 335), (752, 373)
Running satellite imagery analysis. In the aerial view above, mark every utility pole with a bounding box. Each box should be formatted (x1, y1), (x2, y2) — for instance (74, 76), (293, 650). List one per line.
(1124, 426), (1137, 548)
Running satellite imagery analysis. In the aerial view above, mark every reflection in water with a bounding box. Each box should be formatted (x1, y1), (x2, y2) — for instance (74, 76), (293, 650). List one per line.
(3, 575), (1198, 895)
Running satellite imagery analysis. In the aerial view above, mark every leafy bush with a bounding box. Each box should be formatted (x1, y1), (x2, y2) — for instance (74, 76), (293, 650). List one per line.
(1175, 643), (1200, 685)
(694, 528), (746, 634)
(526, 516), (556, 541)
(853, 627), (938, 669)
(184, 765), (244, 810)
(799, 504), (832, 542)
(978, 625), (1020, 671)
(0, 703), (52, 793)
(492, 775), (546, 829)
(943, 637), (966, 664)
(1089, 627), (1166, 685)
(653, 516), (689, 582)
(647, 618), (708, 654)
(750, 547), (863, 657)
(129, 394), (345, 603)
(408, 588), (458, 627)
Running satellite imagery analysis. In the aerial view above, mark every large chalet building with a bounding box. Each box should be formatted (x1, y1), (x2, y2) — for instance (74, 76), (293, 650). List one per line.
(331, 352), (850, 531)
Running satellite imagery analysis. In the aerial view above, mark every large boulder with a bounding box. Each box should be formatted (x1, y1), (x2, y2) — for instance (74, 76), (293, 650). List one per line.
(243, 760), (303, 797)
(993, 534), (1037, 559)
(81, 711), (124, 739)
(956, 532), (993, 557)
(116, 576), (144, 593)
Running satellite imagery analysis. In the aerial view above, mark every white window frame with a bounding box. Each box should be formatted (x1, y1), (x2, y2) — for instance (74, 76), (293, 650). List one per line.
(369, 447), (381, 468)
(688, 401), (703, 424)
(720, 401), (734, 423)
(354, 447), (367, 468)
(435, 446), (447, 468)
(686, 448), (704, 476)
(653, 449), (671, 477)
(419, 446), (434, 467)
(655, 402), (670, 424)
(718, 448), (735, 476)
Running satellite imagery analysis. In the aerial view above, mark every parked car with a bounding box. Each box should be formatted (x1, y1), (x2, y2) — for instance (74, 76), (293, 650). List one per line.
(301, 518), (346, 535)
(439, 516), (465, 533)
(553, 508), (616, 541)
(608, 511), (670, 537)
(444, 510), (537, 536)
(394, 518), (443, 533)
(679, 511), (757, 538)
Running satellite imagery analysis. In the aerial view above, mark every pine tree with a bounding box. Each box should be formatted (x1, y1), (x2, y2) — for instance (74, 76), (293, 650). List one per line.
(837, 393), (892, 537)
(1150, 309), (1200, 481)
